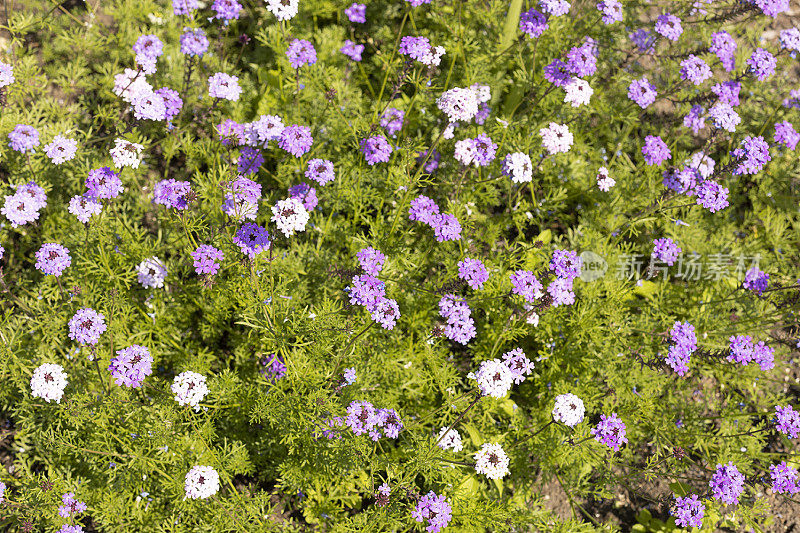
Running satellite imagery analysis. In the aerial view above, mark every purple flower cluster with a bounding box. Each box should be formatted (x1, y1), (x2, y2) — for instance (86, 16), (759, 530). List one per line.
(86, 167), (123, 199)
(345, 401), (403, 440)
(399, 36), (445, 66)
(35, 243), (71, 276)
(502, 348), (534, 384)
(510, 270), (543, 303)
(360, 135), (393, 165)
(774, 121), (800, 150)
(8, 124), (40, 153)
(775, 405), (800, 438)
(356, 247), (385, 276)
(380, 108), (405, 136)
(454, 133), (497, 167)
(346, 251), (400, 330)
(652, 238), (680, 266)
(771, 462), (800, 494)
(641, 135), (671, 166)
(628, 77), (657, 108)
(44, 135), (78, 164)
(191, 245), (224, 276)
(591, 413), (628, 451)
(288, 182), (317, 211)
(212, 0), (242, 21)
(278, 124), (313, 157)
(597, 0), (622, 24)
(438, 294), (476, 344)
(457, 257), (489, 290)
(710, 31), (736, 71)
(286, 39), (317, 69)
(408, 195), (461, 242)
(260, 353), (287, 381)
(412, 491), (452, 533)
(109, 345), (153, 388)
(68, 308), (106, 345)
(743, 266), (769, 295)
(2, 181), (47, 227)
(666, 321), (696, 376)
(181, 28), (209, 57)
(153, 179), (192, 210)
(233, 222), (271, 259)
(208, 72), (242, 101)
(671, 495), (704, 529)
(519, 8), (548, 38)
(709, 462), (745, 505)
(305, 159), (335, 185)
(344, 2), (366, 23)
(58, 492), (87, 518)
(654, 13), (682, 41)
(747, 48), (776, 81)
(728, 335), (774, 370)
(340, 40), (364, 62)
(70, 194), (101, 222)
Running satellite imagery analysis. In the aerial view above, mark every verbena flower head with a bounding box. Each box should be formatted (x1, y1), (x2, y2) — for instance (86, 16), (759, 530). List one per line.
(2, 181), (47, 227)
(747, 48), (776, 81)
(437, 427), (463, 452)
(775, 405), (800, 438)
(672, 495), (704, 528)
(458, 257), (489, 290)
(133, 34), (163, 59)
(502, 348), (534, 384)
(305, 159), (335, 185)
(473, 358), (514, 398)
(370, 297), (401, 330)
(191, 245), (224, 276)
(381, 108), (405, 136)
(550, 249), (581, 281)
(710, 31), (736, 71)
(652, 238), (680, 266)
(728, 335), (754, 365)
(627, 77), (657, 109)
(547, 277), (575, 307)
(591, 413), (628, 451)
(86, 167), (123, 199)
(173, 0), (199, 15)
(679, 55), (712, 85)
(8, 124), (40, 153)
(260, 353), (287, 380)
(357, 247), (385, 276)
(753, 341), (774, 371)
(109, 345), (153, 388)
(597, 0), (622, 24)
(539, 122), (573, 154)
(286, 39), (317, 69)
(409, 195), (440, 224)
(683, 105), (705, 134)
(743, 266), (768, 295)
(431, 213), (461, 242)
(68, 308), (107, 345)
(30, 363), (68, 403)
(474, 443), (510, 479)
(180, 28), (209, 56)
(348, 274), (386, 310)
(596, 166), (615, 191)
(709, 462), (745, 505)
(137, 257), (167, 288)
(266, 0), (298, 21)
(153, 179), (192, 210)
(44, 135), (78, 164)
(780, 28), (800, 52)
(774, 121), (800, 150)
(519, 8), (548, 37)
(654, 13), (682, 41)
(510, 270), (543, 302)
(113, 68), (151, 103)
(346, 400), (378, 436)
(630, 29), (656, 53)
(110, 138), (143, 169)
(278, 124), (313, 157)
(398, 36), (446, 67)
(412, 491), (452, 533)
(208, 73), (242, 101)
(184, 465), (220, 499)
(731, 136), (771, 176)
(245, 115), (285, 147)
(438, 294), (476, 344)
(237, 146), (264, 175)
(771, 462), (800, 494)
(437, 87), (479, 123)
(360, 135), (393, 165)
(564, 78), (593, 107)
(712, 81), (741, 106)
(695, 180), (729, 213)
(641, 135), (671, 166)
(171, 371), (209, 411)
(539, 0), (570, 16)
(212, 0), (242, 21)
(544, 59), (571, 87)
(503, 152), (533, 183)
(155, 87), (183, 123)
(271, 197), (309, 237)
(35, 243), (71, 276)
(340, 39), (364, 61)
(344, 2), (366, 23)
(233, 222), (271, 258)
(707, 102), (740, 132)
(754, 0), (790, 17)
(552, 393), (585, 426)
(0, 61), (14, 87)
(58, 492), (87, 518)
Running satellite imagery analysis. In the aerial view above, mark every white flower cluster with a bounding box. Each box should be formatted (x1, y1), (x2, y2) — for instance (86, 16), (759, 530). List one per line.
(184, 465), (220, 500)
(563, 78), (593, 107)
(171, 371), (209, 411)
(474, 442), (510, 480)
(110, 138), (144, 169)
(596, 166), (616, 192)
(472, 358), (514, 398)
(436, 427), (464, 453)
(266, 0), (298, 21)
(113, 68), (153, 103)
(503, 152), (533, 183)
(539, 122), (574, 155)
(30, 363), (68, 403)
(552, 393), (586, 427)
(436, 87), (479, 123)
(136, 256), (167, 289)
(271, 197), (309, 237)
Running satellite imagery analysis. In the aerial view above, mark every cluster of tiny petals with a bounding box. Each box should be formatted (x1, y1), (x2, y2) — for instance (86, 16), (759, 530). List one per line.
(597, 0), (622, 24)
(774, 121), (800, 150)
(775, 405), (800, 438)
(109, 345), (153, 388)
(474, 443), (510, 479)
(654, 13), (682, 41)
(266, 0), (298, 21)
(771, 462), (800, 494)
(457, 257), (489, 290)
(278, 124), (313, 157)
(180, 28), (209, 56)
(709, 462), (745, 505)
(356, 247), (385, 276)
(437, 427), (463, 452)
(86, 167), (123, 199)
(596, 166), (615, 191)
(502, 348), (534, 384)
(305, 159), (335, 185)
(642, 135), (671, 166)
(233, 222), (271, 259)
(171, 371), (209, 411)
(44, 135), (78, 164)
(68, 308), (107, 345)
(271, 197), (310, 237)
(680, 55), (712, 85)
(58, 492), (87, 518)
(68, 196), (102, 223)
(591, 413), (628, 451)
(345, 400), (403, 440)
(136, 256), (167, 289)
(153, 179), (192, 210)
(672, 495), (705, 529)
(35, 243), (71, 276)
(8, 124), (40, 153)
(666, 321), (697, 376)
(340, 40), (364, 61)
(208, 72), (242, 101)
(2, 181), (48, 227)
(519, 8), (548, 38)
(539, 122), (573, 154)
(344, 2), (366, 23)
(0, 60), (14, 87)
(438, 294), (475, 344)
(747, 48), (776, 81)
(412, 491), (452, 532)
(503, 152), (533, 183)
(510, 270), (543, 302)
(286, 39), (317, 69)
(437, 87), (479, 123)
(30, 363), (69, 403)
(110, 138), (144, 169)
(552, 393), (585, 426)
(184, 465), (220, 500)
(399, 36), (446, 67)
(473, 358), (514, 398)
(743, 266), (769, 295)
(652, 238), (681, 266)
(361, 135), (393, 165)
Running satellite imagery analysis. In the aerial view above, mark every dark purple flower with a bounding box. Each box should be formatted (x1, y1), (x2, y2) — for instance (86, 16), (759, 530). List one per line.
(233, 223), (271, 259)
(709, 463), (745, 505)
(731, 136), (771, 176)
(652, 238), (680, 265)
(743, 266), (769, 295)
(590, 413), (628, 451)
(153, 179), (192, 210)
(519, 8), (548, 37)
(360, 135), (393, 165)
(412, 491), (452, 532)
(671, 495), (704, 529)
